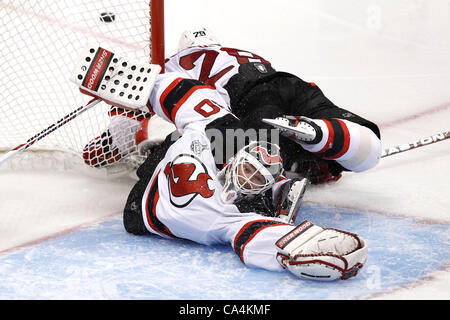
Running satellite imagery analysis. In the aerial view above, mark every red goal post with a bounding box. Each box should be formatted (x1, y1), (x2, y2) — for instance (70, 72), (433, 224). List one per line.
(151, 0), (165, 72)
(0, 0), (165, 172)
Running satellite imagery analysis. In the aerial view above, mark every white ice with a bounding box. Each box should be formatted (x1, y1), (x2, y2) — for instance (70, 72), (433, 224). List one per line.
(1, 0), (449, 299)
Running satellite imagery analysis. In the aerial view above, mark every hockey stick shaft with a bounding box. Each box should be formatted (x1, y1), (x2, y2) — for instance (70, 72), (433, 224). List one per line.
(381, 130), (450, 158)
(0, 98), (101, 166)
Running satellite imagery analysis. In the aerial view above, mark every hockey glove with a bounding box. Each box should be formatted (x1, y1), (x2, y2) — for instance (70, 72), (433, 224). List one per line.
(276, 221), (367, 281)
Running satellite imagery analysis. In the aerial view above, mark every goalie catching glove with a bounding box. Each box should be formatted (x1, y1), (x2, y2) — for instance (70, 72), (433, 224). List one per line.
(275, 221), (368, 281)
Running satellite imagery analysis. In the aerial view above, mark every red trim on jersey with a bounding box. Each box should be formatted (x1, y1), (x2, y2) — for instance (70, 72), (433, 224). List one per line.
(145, 170), (161, 234)
(159, 77), (184, 120)
(159, 77), (215, 123)
(316, 119), (334, 153)
(234, 220), (287, 263)
(324, 119), (351, 160)
(152, 189), (161, 223)
(170, 84), (213, 122)
(144, 170), (176, 239)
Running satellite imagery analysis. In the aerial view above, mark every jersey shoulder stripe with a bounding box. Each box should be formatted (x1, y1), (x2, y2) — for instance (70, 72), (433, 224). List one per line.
(159, 77), (214, 122)
(234, 219), (288, 263)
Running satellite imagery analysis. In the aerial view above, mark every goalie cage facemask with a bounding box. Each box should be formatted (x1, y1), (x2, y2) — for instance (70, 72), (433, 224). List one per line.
(219, 141), (283, 204)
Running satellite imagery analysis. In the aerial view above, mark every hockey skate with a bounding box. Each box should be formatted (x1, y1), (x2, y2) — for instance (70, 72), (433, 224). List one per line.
(262, 116), (323, 145)
(275, 177), (309, 224)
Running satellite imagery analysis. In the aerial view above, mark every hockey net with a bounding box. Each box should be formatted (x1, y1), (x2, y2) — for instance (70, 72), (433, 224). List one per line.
(0, 0), (166, 174)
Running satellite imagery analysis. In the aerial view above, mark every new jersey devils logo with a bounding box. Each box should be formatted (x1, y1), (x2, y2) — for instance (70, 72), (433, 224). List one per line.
(164, 154), (214, 208)
(251, 146), (282, 165)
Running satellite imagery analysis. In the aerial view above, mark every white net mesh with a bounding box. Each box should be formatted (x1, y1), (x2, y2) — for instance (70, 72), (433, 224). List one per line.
(0, 0), (155, 170)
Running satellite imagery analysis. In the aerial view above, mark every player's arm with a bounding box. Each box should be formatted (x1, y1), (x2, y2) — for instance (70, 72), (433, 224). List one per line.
(146, 72), (257, 171)
(148, 72), (231, 134)
(231, 217), (367, 281)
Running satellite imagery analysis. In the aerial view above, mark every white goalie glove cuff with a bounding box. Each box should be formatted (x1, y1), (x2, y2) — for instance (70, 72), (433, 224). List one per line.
(275, 221), (368, 281)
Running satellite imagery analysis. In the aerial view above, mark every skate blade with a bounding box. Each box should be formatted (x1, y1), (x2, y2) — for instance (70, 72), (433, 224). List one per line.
(262, 118), (291, 131)
(262, 118), (315, 141)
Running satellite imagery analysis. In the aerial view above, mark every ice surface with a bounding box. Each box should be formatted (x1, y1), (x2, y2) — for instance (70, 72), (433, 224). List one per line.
(0, 206), (448, 299)
(0, 0), (449, 299)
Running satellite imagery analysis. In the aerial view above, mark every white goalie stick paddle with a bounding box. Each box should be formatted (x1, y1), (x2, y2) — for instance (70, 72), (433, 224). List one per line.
(0, 98), (101, 166)
(381, 130), (450, 158)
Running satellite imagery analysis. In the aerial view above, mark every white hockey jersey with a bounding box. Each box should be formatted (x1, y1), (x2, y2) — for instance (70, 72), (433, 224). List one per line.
(141, 71), (295, 272)
(165, 45), (270, 107)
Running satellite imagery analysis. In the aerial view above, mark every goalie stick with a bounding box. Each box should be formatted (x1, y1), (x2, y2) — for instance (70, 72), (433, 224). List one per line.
(0, 98), (101, 166)
(381, 130), (450, 158)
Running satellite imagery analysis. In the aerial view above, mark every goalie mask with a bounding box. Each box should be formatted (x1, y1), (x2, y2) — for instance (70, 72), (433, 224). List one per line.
(219, 141), (283, 204)
(178, 26), (220, 52)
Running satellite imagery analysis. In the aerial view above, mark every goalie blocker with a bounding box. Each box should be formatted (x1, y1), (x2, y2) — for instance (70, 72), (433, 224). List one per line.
(275, 221), (368, 281)
(70, 43), (161, 110)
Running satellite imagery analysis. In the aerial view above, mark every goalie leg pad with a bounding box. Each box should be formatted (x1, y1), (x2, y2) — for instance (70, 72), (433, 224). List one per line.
(275, 221), (368, 281)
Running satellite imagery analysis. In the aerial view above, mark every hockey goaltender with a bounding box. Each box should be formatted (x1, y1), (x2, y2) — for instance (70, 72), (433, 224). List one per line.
(74, 27), (381, 281)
